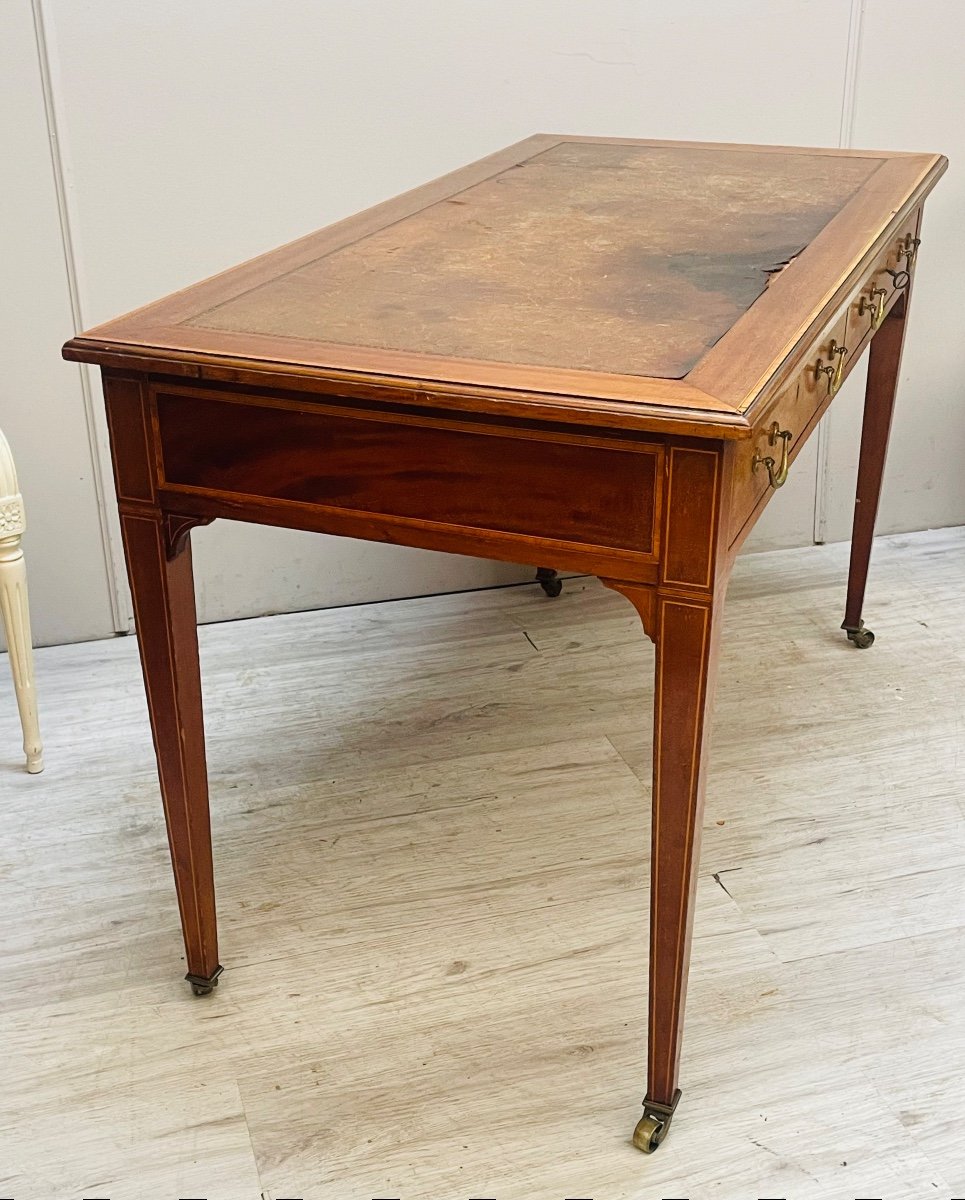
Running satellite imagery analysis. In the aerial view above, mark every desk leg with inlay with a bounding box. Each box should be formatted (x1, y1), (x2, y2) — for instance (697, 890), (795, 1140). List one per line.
(105, 376), (222, 995)
(604, 580), (725, 1152)
(843, 290), (910, 648)
(119, 511), (223, 995)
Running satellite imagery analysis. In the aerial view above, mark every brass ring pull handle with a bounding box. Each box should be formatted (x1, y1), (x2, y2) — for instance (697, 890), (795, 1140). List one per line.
(815, 340), (849, 396)
(859, 286), (888, 331)
(752, 421), (792, 489)
(886, 267), (911, 290)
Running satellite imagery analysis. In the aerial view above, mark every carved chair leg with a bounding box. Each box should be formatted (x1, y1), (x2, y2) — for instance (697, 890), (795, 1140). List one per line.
(603, 580), (724, 1152)
(120, 511), (222, 993)
(843, 292), (910, 648)
(0, 430), (43, 773)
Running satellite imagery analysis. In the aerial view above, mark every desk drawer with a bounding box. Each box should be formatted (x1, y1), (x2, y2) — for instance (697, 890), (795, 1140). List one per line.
(729, 207), (922, 544)
(730, 308), (849, 540)
(846, 207), (920, 348)
(153, 388), (663, 558)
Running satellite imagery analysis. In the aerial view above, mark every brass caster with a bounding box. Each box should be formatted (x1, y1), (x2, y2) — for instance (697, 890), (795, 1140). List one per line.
(632, 1113), (665, 1153)
(843, 621), (875, 649)
(535, 566), (562, 598)
(185, 965), (223, 997)
(631, 1088), (681, 1154)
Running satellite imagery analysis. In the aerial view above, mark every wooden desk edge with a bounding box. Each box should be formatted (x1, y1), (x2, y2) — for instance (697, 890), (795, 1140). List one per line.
(63, 342), (754, 441)
(63, 140), (946, 445)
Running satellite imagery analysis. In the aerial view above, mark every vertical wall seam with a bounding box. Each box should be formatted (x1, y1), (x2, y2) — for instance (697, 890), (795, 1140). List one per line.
(29, 0), (132, 632)
(813, 0), (866, 544)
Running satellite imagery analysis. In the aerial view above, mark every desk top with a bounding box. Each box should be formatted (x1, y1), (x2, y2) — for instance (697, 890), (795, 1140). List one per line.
(65, 135), (945, 437)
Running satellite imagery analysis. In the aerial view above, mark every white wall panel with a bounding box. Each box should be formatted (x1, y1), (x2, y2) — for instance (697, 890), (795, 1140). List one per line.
(822, 0), (965, 543)
(0, 0), (115, 646)
(15, 0), (958, 641)
(38, 0), (850, 628)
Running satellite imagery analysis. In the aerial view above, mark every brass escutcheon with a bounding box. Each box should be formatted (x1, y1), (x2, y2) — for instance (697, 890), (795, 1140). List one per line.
(752, 420), (792, 489)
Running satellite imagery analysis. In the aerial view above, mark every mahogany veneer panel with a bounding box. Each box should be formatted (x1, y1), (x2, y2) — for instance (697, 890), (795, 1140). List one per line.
(155, 389), (661, 555)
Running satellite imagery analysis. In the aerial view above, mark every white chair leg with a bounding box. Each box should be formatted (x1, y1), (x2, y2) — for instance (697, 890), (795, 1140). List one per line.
(0, 430), (43, 774)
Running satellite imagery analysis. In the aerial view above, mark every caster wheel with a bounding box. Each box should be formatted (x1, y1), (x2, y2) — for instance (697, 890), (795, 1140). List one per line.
(535, 567), (562, 598)
(632, 1089), (680, 1153)
(632, 1113), (667, 1154)
(185, 965), (223, 996)
(846, 626), (875, 649)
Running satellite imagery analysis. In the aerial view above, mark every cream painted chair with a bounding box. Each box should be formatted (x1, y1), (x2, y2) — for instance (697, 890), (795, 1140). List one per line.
(0, 428), (43, 773)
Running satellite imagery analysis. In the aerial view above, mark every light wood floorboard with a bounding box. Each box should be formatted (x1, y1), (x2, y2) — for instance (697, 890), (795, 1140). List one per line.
(1, 528), (963, 1199)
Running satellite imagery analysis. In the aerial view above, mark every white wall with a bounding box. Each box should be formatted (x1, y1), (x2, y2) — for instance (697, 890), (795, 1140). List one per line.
(821, 0), (965, 542)
(0, 0), (117, 646)
(3, 0), (962, 645)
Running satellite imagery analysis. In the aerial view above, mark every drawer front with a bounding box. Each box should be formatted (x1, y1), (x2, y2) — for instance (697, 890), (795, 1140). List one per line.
(154, 388), (662, 558)
(731, 206), (923, 542)
(846, 207), (921, 350)
(730, 380), (798, 536)
(731, 309), (849, 540)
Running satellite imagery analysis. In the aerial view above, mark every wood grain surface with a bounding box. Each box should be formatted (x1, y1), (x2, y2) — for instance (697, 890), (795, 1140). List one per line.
(2, 530), (963, 1199)
(155, 387), (662, 555)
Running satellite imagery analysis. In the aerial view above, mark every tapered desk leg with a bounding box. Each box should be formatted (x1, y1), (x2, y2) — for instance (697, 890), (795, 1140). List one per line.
(842, 292), (910, 648)
(120, 511), (222, 995)
(604, 582), (724, 1152)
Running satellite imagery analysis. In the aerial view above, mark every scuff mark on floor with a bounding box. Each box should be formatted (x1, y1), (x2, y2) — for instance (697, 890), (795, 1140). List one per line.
(712, 867), (743, 898)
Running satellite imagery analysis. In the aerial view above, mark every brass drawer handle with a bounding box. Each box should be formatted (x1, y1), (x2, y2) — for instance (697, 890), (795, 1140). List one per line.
(815, 340), (848, 396)
(752, 421), (792, 489)
(886, 267), (910, 290)
(901, 233), (921, 268)
(859, 285), (888, 331)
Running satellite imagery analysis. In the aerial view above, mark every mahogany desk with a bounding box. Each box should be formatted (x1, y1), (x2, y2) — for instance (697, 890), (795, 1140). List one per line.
(64, 135), (946, 1153)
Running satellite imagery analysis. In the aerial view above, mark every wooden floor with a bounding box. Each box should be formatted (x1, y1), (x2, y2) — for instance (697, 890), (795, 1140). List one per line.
(1, 528), (964, 1200)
